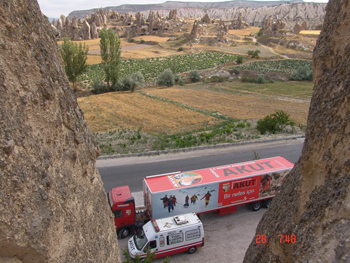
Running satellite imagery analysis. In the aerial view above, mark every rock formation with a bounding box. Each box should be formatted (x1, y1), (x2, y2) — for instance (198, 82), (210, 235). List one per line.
(190, 20), (203, 39)
(201, 13), (211, 23)
(294, 21), (308, 34)
(0, 1), (119, 262)
(217, 20), (229, 42)
(243, 0), (350, 262)
(168, 9), (177, 20)
(135, 12), (146, 26)
(229, 13), (249, 29)
(261, 16), (286, 36)
(51, 8), (113, 40)
(68, 3), (326, 30)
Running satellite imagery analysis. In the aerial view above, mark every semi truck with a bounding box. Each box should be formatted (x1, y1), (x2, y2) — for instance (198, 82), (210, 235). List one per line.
(107, 156), (294, 239)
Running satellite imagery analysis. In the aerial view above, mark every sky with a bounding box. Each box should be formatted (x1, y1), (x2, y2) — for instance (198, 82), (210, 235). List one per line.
(37, 0), (328, 19)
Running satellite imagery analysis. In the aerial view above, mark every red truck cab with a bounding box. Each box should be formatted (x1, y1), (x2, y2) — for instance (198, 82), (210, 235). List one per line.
(107, 186), (136, 238)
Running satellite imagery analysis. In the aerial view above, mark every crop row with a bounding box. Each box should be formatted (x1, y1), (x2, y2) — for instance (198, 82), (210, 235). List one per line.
(232, 59), (312, 74)
(78, 52), (238, 87)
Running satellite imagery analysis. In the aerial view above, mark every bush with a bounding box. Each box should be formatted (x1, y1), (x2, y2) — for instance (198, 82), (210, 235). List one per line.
(131, 71), (145, 88)
(189, 70), (201, 83)
(91, 79), (109, 94)
(174, 74), (180, 83)
(236, 55), (243, 64)
(121, 76), (136, 92)
(232, 68), (240, 75)
(257, 110), (295, 134)
(178, 79), (185, 86)
(257, 75), (266, 84)
(157, 69), (175, 87)
(289, 65), (313, 81)
(241, 76), (257, 83)
(248, 50), (261, 58)
(118, 72), (145, 92)
(206, 76), (228, 83)
(178, 46), (184, 51)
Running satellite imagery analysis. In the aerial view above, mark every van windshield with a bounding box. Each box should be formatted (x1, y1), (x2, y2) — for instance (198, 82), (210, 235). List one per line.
(134, 229), (148, 250)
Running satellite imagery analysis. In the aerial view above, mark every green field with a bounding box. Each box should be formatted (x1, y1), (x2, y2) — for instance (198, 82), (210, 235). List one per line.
(78, 52), (239, 88)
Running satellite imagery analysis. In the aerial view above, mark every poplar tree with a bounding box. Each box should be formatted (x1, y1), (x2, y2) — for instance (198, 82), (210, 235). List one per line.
(100, 28), (121, 90)
(60, 37), (89, 91)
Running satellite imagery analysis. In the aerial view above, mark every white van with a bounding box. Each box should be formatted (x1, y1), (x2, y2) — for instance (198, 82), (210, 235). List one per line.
(127, 212), (204, 260)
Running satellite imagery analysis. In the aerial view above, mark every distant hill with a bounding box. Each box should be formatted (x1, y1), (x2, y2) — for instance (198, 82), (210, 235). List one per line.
(66, 1), (326, 29)
(68, 0), (305, 19)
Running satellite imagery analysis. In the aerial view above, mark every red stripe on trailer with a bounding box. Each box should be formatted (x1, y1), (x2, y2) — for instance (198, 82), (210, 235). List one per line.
(145, 156), (294, 193)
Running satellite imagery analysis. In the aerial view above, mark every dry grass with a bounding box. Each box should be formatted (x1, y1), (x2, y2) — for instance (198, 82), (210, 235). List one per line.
(78, 81), (311, 135)
(145, 84), (310, 125)
(299, 30), (321, 35)
(77, 91), (218, 133)
(132, 36), (170, 42)
(229, 27), (260, 36)
(121, 46), (181, 59)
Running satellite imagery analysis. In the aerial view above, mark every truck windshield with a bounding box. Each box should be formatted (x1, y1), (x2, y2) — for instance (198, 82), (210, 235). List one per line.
(134, 229), (148, 251)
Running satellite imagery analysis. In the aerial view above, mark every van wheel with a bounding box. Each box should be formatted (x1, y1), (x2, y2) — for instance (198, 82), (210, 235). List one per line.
(251, 201), (262, 211)
(118, 227), (130, 239)
(188, 246), (197, 254)
(264, 199), (272, 208)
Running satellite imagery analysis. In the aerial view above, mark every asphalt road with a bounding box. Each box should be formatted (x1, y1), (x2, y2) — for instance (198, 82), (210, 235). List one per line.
(97, 138), (304, 193)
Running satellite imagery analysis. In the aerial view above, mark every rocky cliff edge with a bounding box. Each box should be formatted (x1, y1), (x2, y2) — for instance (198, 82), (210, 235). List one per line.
(0, 1), (119, 262)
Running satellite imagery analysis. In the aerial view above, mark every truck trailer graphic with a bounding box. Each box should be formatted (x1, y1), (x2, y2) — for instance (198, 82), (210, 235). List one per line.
(144, 156), (294, 219)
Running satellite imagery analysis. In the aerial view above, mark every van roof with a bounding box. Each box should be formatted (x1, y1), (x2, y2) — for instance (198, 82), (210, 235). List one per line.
(144, 156), (294, 193)
(156, 213), (201, 232)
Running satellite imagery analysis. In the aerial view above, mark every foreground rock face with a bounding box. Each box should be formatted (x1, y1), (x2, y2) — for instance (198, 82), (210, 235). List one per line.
(0, 1), (119, 262)
(243, 0), (350, 262)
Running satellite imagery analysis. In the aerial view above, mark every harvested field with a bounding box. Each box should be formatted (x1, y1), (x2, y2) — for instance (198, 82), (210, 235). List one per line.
(78, 81), (311, 135)
(145, 83), (311, 125)
(132, 36), (170, 42)
(78, 91), (219, 133)
(229, 27), (260, 36)
(299, 30), (321, 35)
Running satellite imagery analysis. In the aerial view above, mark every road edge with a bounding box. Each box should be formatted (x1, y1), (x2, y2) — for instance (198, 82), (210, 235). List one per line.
(98, 135), (304, 160)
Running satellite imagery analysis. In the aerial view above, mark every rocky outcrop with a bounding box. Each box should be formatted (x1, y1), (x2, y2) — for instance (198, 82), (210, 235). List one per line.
(135, 12), (146, 26)
(51, 8), (113, 40)
(243, 0), (350, 262)
(68, 3), (326, 30)
(190, 20), (203, 39)
(217, 20), (229, 42)
(261, 16), (286, 36)
(229, 13), (249, 29)
(294, 21), (308, 34)
(168, 9), (177, 20)
(0, 1), (119, 262)
(201, 13), (211, 23)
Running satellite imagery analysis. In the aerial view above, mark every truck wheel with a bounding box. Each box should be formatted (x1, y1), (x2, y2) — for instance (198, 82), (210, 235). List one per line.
(264, 199), (272, 208)
(118, 227), (130, 239)
(188, 246), (197, 254)
(251, 201), (262, 211)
